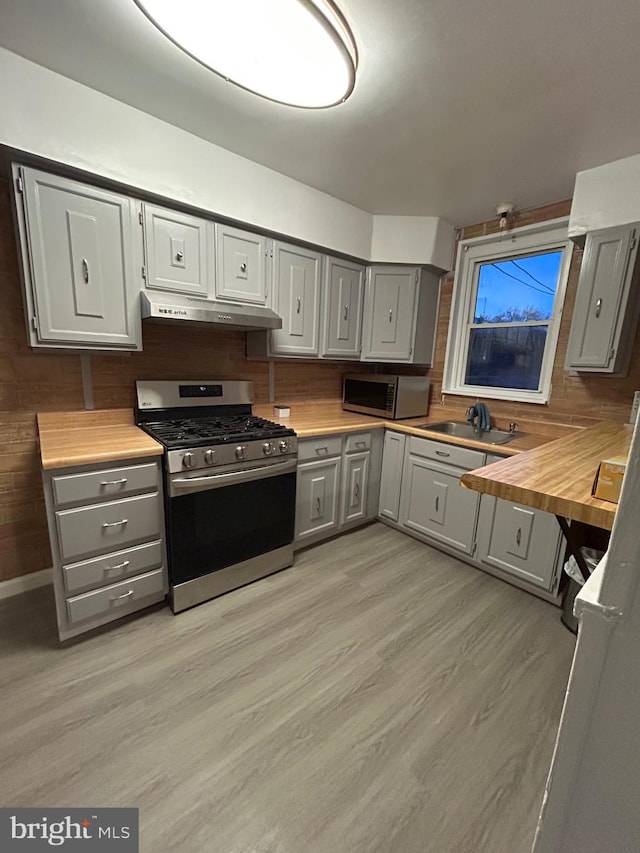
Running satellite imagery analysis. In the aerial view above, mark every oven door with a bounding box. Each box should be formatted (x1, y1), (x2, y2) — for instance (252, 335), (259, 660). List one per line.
(167, 459), (297, 586)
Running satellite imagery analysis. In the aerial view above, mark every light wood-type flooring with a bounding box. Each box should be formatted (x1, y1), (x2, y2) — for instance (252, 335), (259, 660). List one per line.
(0, 523), (575, 853)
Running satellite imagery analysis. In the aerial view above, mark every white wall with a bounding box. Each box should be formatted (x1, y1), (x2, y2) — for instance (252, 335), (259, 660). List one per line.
(0, 47), (453, 270)
(570, 152), (640, 239)
(370, 215), (454, 269)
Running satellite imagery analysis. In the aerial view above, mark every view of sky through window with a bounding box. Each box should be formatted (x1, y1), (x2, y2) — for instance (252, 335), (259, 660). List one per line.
(473, 250), (562, 323)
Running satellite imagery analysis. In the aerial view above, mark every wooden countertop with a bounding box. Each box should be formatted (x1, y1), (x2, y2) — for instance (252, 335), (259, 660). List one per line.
(252, 401), (574, 455)
(461, 421), (633, 530)
(37, 409), (164, 470)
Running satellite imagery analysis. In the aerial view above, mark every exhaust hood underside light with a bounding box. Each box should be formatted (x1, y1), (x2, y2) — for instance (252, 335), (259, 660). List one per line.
(134, 0), (357, 108)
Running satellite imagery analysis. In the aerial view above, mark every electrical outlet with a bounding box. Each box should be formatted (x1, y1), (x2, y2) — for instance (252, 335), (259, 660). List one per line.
(629, 391), (640, 425)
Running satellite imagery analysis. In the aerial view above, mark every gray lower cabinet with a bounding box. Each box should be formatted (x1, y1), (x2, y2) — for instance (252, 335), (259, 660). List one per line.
(42, 457), (168, 641)
(475, 495), (563, 592)
(13, 165), (142, 351)
(378, 431), (406, 521)
(295, 456), (341, 543)
(475, 454), (563, 593)
(321, 257), (364, 359)
(142, 203), (209, 296)
(565, 224), (640, 374)
(295, 431), (382, 546)
(399, 452), (481, 556)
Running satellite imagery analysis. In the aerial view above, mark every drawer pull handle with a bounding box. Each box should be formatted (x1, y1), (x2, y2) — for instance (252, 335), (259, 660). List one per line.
(316, 445), (329, 453)
(316, 496), (322, 514)
(355, 441), (367, 448)
(595, 297), (603, 318)
(343, 305), (348, 321)
(435, 450), (450, 457)
(110, 589), (134, 603)
(388, 308), (393, 323)
(105, 560), (130, 572)
(516, 528), (522, 546)
(435, 496), (440, 512)
(102, 518), (128, 528)
(296, 297), (301, 314)
(81, 257), (90, 284)
(354, 482), (360, 500)
(100, 478), (128, 486)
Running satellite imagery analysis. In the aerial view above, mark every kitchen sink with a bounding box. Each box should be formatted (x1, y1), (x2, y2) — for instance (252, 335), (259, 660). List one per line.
(415, 421), (522, 445)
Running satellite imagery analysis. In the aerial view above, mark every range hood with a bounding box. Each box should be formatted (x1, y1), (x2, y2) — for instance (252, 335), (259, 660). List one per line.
(140, 291), (282, 331)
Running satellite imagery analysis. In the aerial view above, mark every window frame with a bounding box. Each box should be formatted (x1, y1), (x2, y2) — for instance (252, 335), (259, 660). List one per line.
(443, 217), (573, 405)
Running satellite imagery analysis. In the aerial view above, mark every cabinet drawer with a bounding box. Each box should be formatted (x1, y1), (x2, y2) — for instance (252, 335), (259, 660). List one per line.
(62, 539), (163, 594)
(66, 568), (166, 625)
(345, 432), (372, 453)
(52, 463), (159, 507)
(56, 492), (161, 562)
(298, 436), (343, 461)
(407, 436), (485, 470)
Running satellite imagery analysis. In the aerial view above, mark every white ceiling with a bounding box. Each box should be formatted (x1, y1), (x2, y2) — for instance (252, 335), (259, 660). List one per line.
(1, 0), (640, 226)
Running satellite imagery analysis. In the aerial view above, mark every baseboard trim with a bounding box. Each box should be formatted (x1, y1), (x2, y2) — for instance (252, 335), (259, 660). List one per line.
(0, 568), (53, 601)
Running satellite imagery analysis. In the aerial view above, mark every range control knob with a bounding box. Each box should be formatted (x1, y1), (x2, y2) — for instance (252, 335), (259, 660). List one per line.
(235, 445), (246, 460)
(279, 439), (290, 453)
(183, 452), (197, 469)
(263, 442), (274, 456)
(204, 449), (217, 466)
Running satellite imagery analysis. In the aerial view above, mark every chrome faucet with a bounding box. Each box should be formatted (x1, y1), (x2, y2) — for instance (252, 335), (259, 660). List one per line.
(508, 422), (518, 434)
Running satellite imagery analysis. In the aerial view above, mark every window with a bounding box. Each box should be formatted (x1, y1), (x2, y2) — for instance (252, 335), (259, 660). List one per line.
(443, 218), (572, 404)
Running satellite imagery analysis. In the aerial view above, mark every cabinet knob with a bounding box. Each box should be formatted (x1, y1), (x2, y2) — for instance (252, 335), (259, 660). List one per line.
(388, 309), (393, 323)
(175, 250), (184, 262)
(240, 262), (247, 272)
(595, 297), (603, 318)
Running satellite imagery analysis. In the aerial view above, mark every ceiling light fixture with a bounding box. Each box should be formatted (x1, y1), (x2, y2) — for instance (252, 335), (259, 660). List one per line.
(134, 0), (357, 108)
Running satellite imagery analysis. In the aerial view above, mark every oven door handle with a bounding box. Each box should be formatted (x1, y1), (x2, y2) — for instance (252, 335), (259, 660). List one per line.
(170, 458), (297, 495)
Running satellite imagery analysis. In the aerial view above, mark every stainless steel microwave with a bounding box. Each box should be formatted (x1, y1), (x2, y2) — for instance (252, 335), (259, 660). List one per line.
(342, 374), (430, 420)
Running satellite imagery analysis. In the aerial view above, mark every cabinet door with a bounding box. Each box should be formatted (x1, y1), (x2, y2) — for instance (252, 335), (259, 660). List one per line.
(295, 457), (340, 541)
(361, 266), (418, 361)
(215, 224), (268, 304)
(322, 257), (364, 359)
(143, 204), (208, 296)
(565, 225), (639, 371)
(399, 455), (480, 555)
(476, 495), (563, 591)
(18, 167), (141, 349)
(271, 242), (322, 356)
(378, 431), (406, 521)
(341, 451), (369, 525)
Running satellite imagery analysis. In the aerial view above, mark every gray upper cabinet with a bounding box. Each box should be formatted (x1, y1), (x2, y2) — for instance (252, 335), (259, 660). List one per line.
(143, 204), (209, 296)
(270, 241), (323, 357)
(215, 223), (269, 305)
(565, 224), (640, 374)
(14, 166), (142, 350)
(321, 257), (364, 359)
(361, 266), (440, 363)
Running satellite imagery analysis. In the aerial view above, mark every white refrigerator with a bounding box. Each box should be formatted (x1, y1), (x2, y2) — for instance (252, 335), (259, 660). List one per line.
(533, 416), (640, 852)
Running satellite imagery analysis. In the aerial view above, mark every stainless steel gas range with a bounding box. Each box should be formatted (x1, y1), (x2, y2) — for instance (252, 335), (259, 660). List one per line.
(136, 380), (297, 612)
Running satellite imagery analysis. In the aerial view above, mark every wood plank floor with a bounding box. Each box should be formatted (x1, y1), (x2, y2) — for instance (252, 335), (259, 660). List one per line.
(0, 523), (575, 853)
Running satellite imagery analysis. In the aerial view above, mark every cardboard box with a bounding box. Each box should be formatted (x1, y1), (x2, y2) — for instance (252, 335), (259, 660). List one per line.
(592, 455), (628, 504)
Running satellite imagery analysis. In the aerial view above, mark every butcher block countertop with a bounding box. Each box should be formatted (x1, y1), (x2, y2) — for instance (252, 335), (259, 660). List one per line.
(37, 409), (163, 470)
(461, 421), (633, 530)
(252, 401), (575, 455)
